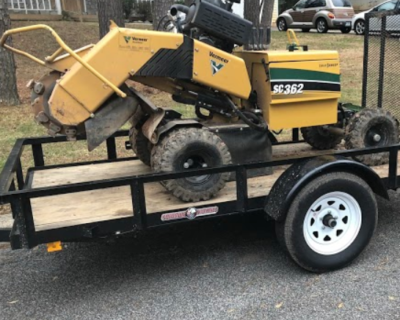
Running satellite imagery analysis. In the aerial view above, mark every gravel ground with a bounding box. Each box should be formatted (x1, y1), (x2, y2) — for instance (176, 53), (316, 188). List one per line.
(0, 193), (400, 320)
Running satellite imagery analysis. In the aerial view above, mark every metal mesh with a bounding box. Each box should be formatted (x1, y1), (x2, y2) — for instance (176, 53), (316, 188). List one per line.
(363, 10), (400, 121)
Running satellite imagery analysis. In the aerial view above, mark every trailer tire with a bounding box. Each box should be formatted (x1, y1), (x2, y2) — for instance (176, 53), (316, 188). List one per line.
(301, 126), (343, 150)
(345, 108), (399, 166)
(151, 127), (232, 202)
(129, 128), (152, 166)
(282, 172), (377, 273)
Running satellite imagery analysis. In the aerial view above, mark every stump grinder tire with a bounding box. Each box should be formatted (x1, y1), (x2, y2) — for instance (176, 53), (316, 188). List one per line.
(129, 128), (152, 167)
(301, 126), (343, 150)
(151, 127), (232, 202)
(345, 108), (399, 166)
(279, 172), (378, 273)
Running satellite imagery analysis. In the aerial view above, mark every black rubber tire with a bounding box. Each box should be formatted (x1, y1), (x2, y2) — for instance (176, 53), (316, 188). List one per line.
(302, 28), (311, 33)
(354, 19), (365, 36)
(277, 18), (288, 32)
(282, 172), (378, 273)
(345, 108), (399, 166)
(129, 128), (152, 166)
(341, 27), (351, 34)
(316, 18), (328, 33)
(301, 126), (343, 150)
(151, 127), (232, 202)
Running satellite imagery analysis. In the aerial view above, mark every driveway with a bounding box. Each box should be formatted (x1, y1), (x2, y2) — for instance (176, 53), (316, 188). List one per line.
(0, 193), (400, 320)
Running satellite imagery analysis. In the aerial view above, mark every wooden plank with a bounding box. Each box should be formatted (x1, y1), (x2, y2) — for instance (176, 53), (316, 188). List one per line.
(29, 143), (395, 231)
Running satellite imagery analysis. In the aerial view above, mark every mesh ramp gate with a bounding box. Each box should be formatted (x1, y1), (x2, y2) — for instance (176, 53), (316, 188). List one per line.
(363, 6), (400, 121)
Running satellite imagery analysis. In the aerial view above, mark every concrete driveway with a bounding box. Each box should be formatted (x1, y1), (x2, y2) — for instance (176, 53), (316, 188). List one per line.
(0, 192), (400, 320)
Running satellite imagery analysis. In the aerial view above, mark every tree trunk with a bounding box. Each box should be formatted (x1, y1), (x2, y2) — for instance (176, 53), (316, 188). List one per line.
(244, 0), (275, 28)
(152, 0), (175, 31)
(261, 0), (275, 28)
(0, 0), (20, 106)
(97, 0), (124, 38)
(244, 0), (261, 27)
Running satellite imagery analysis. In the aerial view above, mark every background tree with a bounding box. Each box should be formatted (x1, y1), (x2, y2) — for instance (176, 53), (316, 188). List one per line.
(0, 0), (20, 106)
(245, 0), (275, 28)
(97, 0), (124, 38)
(152, 0), (175, 31)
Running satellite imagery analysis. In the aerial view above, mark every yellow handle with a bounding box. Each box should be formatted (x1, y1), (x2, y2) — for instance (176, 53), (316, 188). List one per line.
(0, 25), (126, 98)
(286, 29), (300, 46)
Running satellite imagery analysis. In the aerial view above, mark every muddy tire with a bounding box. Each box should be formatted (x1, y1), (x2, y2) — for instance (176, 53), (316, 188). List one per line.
(301, 126), (343, 150)
(151, 127), (232, 202)
(345, 108), (399, 166)
(129, 128), (152, 166)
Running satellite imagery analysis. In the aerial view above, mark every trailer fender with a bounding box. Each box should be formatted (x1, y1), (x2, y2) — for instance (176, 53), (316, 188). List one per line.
(265, 156), (388, 222)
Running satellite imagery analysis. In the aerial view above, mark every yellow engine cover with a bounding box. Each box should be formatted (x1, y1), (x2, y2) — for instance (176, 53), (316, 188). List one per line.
(192, 41), (251, 99)
(235, 50), (341, 130)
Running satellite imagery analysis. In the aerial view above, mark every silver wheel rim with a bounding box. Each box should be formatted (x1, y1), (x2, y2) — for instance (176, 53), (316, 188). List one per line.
(356, 21), (365, 34)
(317, 20), (326, 32)
(303, 192), (362, 256)
(278, 19), (285, 31)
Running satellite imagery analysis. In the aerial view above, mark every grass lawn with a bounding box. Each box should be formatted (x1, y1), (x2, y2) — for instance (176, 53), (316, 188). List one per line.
(0, 21), (365, 181)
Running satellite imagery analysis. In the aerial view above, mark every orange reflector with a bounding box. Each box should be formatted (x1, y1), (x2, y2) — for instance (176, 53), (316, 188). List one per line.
(328, 13), (335, 19)
(47, 241), (62, 252)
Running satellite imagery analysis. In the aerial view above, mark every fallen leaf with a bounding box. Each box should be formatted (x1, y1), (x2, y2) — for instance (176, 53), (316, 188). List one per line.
(338, 302), (344, 309)
(275, 302), (284, 309)
(8, 300), (19, 304)
(389, 296), (397, 301)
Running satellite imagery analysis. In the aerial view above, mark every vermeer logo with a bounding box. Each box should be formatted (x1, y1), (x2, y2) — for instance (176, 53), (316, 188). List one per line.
(211, 60), (225, 76)
(209, 51), (229, 64)
(123, 36), (149, 44)
(209, 52), (229, 76)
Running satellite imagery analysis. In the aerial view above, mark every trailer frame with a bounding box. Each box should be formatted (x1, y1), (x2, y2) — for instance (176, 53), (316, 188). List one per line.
(0, 129), (398, 251)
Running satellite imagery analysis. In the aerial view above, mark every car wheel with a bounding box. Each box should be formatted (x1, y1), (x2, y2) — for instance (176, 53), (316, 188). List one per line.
(277, 18), (288, 32)
(341, 27), (351, 34)
(354, 19), (365, 35)
(316, 18), (328, 33)
(302, 28), (311, 32)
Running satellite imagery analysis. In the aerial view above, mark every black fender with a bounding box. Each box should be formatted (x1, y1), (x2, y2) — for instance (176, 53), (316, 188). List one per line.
(265, 156), (389, 222)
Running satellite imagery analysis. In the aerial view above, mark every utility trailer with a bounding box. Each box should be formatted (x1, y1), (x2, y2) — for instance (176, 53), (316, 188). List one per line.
(0, 130), (398, 272)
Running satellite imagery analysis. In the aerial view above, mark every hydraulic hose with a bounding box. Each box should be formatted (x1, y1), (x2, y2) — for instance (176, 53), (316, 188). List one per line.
(226, 97), (268, 132)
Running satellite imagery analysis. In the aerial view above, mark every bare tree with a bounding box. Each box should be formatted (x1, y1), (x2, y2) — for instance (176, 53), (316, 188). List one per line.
(152, 0), (175, 31)
(244, 0), (275, 28)
(97, 0), (124, 38)
(0, 0), (20, 106)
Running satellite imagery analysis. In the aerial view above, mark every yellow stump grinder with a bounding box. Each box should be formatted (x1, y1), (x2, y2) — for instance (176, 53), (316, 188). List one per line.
(1, 0), (398, 202)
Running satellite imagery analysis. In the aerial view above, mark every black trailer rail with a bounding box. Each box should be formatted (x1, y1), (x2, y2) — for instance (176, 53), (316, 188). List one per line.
(0, 130), (399, 250)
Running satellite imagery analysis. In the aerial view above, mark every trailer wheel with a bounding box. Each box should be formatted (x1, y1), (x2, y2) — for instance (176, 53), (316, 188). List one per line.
(301, 126), (343, 150)
(281, 172), (377, 273)
(345, 108), (399, 166)
(129, 128), (152, 166)
(151, 127), (232, 202)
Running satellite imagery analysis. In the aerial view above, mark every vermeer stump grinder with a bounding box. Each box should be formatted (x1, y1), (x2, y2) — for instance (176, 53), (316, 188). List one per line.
(1, 0), (398, 202)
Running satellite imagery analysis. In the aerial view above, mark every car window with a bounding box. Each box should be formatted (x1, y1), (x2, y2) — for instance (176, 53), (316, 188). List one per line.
(294, 0), (307, 10)
(376, 1), (396, 12)
(305, 0), (326, 8)
(331, 0), (352, 7)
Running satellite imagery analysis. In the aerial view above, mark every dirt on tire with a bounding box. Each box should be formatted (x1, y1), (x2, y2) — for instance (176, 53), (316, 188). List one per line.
(345, 108), (399, 166)
(151, 127), (232, 202)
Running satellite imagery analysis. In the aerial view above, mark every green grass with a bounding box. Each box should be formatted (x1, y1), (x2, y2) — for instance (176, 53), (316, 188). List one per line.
(0, 23), (365, 176)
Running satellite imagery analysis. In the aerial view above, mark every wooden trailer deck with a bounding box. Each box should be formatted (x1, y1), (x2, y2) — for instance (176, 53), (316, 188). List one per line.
(29, 143), (392, 232)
